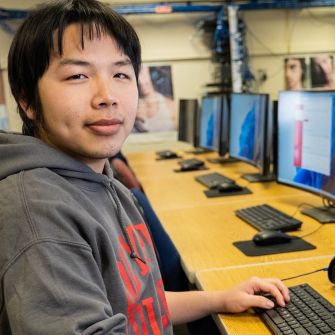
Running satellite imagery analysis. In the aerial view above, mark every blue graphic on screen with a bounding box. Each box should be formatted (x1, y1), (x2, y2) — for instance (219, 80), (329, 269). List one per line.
(229, 94), (264, 166)
(199, 96), (221, 150)
(277, 91), (335, 199)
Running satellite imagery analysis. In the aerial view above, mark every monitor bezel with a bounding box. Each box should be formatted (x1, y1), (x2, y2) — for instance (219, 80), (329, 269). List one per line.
(177, 98), (199, 146)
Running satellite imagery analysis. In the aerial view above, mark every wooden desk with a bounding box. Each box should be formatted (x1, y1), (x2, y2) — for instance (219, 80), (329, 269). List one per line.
(127, 151), (313, 211)
(127, 150), (335, 283)
(195, 256), (335, 335)
(156, 194), (335, 283)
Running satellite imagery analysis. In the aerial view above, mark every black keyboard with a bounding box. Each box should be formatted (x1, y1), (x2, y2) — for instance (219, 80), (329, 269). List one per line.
(257, 283), (335, 335)
(195, 172), (235, 189)
(235, 204), (302, 231)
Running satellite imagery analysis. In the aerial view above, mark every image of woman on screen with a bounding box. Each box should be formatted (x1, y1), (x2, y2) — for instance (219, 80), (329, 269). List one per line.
(310, 55), (335, 90)
(284, 57), (306, 91)
(136, 65), (177, 132)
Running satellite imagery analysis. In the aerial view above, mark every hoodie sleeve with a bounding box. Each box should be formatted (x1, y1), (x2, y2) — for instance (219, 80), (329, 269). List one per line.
(3, 241), (127, 335)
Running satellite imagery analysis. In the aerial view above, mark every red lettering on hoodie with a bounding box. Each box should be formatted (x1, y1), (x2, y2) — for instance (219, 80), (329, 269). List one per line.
(142, 296), (162, 335)
(116, 222), (171, 333)
(128, 303), (149, 335)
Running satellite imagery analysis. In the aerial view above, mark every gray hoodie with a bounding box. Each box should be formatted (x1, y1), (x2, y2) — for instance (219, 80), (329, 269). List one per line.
(0, 132), (172, 335)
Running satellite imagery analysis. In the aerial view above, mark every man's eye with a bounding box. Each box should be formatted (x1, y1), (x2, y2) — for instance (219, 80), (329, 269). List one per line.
(114, 73), (129, 79)
(67, 74), (87, 80)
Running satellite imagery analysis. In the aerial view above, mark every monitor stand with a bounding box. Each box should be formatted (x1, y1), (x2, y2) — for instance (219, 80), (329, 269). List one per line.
(300, 206), (335, 224)
(207, 156), (238, 164)
(185, 147), (212, 155)
(242, 173), (276, 183)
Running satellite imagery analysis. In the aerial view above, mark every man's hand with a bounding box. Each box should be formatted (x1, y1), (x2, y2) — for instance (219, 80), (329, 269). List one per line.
(215, 276), (290, 313)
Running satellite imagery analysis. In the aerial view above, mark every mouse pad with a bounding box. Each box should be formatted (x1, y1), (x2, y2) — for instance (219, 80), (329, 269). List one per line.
(204, 187), (252, 198)
(233, 237), (316, 256)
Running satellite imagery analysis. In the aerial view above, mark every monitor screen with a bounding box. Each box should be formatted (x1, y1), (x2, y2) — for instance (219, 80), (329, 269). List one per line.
(178, 99), (198, 145)
(229, 92), (273, 181)
(198, 95), (226, 152)
(277, 90), (335, 202)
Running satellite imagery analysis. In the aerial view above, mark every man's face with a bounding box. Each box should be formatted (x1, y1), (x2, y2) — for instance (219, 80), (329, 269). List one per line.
(29, 24), (138, 173)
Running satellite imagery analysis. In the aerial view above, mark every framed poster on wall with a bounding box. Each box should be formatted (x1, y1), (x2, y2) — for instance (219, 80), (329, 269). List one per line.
(135, 65), (176, 133)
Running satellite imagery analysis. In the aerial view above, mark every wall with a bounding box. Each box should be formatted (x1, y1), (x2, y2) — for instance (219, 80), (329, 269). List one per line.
(243, 7), (335, 99)
(1, 2), (335, 131)
(0, 1), (215, 132)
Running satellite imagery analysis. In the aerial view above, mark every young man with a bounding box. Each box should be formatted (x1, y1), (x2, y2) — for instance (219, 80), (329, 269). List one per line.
(0, 0), (289, 334)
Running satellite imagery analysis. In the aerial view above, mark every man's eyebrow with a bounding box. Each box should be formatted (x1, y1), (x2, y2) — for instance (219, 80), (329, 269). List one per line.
(114, 59), (132, 67)
(58, 59), (90, 67)
(58, 58), (132, 67)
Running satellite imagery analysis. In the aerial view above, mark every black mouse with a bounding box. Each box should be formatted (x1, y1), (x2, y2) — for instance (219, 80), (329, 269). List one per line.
(252, 230), (292, 246)
(159, 151), (178, 159)
(179, 159), (204, 171)
(217, 183), (243, 192)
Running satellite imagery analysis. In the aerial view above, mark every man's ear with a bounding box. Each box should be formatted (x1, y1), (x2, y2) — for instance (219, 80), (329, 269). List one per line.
(19, 100), (35, 120)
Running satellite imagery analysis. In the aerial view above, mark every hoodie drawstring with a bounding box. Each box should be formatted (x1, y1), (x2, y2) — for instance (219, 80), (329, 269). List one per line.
(108, 183), (146, 264)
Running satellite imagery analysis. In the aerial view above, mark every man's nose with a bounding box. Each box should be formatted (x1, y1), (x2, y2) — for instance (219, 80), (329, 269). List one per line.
(92, 78), (118, 108)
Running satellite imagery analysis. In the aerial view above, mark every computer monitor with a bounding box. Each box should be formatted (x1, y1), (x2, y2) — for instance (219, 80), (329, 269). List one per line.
(198, 94), (235, 163)
(178, 99), (198, 145)
(177, 99), (211, 154)
(277, 90), (335, 223)
(229, 92), (275, 182)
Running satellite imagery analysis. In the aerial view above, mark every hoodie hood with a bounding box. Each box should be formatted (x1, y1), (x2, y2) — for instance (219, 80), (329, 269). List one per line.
(0, 131), (145, 263)
(0, 132), (111, 184)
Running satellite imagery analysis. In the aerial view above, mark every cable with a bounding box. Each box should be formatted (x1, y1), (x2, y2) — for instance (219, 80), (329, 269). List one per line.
(287, 202), (325, 239)
(242, 24), (285, 83)
(281, 267), (328, 282)
(298, 224), (324, 239)
(289, 202), (314, 218)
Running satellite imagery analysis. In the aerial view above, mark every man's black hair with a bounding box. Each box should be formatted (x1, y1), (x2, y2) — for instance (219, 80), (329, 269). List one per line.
(8, 0), (142, 136)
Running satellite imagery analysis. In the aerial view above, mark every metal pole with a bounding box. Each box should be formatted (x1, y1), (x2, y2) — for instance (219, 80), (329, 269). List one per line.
(228, 5), (243, 93)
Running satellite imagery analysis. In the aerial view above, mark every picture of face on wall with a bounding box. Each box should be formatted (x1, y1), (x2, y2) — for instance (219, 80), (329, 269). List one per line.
(135, 65), (177, 133)
(284, 57), (306, 91)
(310, 54), (335, 90)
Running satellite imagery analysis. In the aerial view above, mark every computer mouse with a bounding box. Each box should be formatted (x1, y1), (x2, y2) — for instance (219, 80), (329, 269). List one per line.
(252, 230), (292, 246)
(180, 163), (202, 171)
(159, 151), (178, 159)
(179, 159), (205, 171)
(217, 183), (243, 192)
